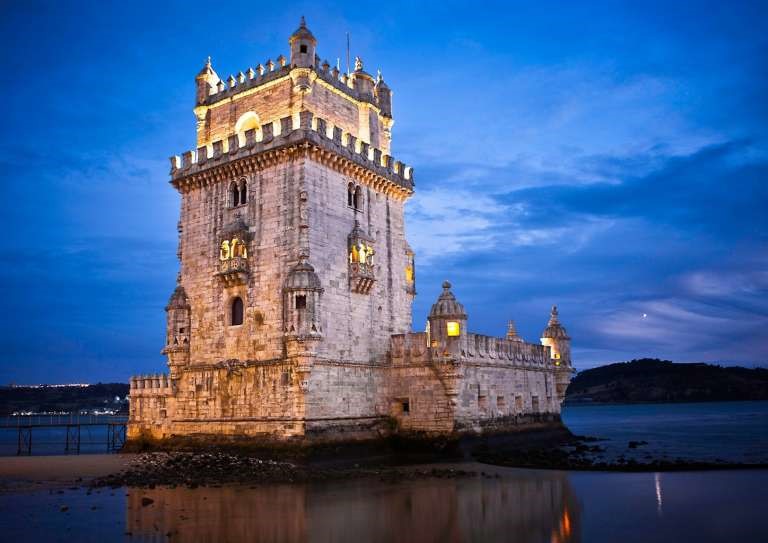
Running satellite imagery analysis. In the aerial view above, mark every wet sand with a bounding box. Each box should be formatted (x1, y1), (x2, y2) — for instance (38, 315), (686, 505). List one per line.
(0, 454), (134, 493)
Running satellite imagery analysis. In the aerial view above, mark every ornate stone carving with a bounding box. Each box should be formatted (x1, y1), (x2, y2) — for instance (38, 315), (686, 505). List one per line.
(348, 220), (375, 294)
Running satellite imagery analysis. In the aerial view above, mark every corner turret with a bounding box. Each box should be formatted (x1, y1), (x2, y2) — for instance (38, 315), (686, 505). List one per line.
(540, 305), (573, 404)
(374, 70), (392, 117)
(540, 305), (571, 364)
(351, 57), (375, 99)
(195, 57), (220, 105)
(162, 278), (191, 378)
(427, 281), (467, 356)
(289, 16), (317, 69)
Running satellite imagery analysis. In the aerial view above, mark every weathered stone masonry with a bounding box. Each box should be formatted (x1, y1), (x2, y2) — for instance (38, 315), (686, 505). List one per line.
(128, 19), (573, 444)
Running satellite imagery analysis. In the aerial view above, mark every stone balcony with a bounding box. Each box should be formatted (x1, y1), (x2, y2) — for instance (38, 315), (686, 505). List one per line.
(349, 262), (375, 294)
(216, 256), (248, 286)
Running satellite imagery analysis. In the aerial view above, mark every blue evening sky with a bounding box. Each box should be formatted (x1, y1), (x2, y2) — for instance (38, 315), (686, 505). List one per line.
(1, 1), (766, 383)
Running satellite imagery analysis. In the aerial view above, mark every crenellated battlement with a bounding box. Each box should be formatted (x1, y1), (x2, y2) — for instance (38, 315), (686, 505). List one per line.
(390, 332), (430, 365)
(464, 333), (550, 365)
(199, 56), (388, 113)
(169, 110), (413, 196)
(130, 374), (172, 395)
(199, 58), (289, 106)
(390, 331), (553, 368)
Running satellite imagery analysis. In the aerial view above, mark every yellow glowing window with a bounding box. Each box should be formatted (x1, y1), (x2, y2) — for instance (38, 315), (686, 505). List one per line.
(554, 353), (561, 359)
(446, 321), (460, 337)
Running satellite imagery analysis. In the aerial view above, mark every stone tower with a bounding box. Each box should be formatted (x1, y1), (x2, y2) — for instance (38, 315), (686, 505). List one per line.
(128, 19), (573, 444)
(131, 18), (415, 440)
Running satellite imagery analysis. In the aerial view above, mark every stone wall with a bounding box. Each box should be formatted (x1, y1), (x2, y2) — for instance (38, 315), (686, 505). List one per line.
(196, 67), (391, 154)
(384, 331), (567, 437)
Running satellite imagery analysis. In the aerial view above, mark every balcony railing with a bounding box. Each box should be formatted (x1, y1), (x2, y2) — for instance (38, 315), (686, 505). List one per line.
(350, 261), (375, 294)
(217, 256), (248, 286)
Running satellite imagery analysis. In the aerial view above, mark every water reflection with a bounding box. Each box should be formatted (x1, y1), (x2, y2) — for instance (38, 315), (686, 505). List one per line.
(126, 470), (580, 542)
(655, 472), (663, 517)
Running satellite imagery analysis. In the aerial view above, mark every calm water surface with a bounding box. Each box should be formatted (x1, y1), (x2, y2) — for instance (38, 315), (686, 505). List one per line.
(561, 401), (768, 463)
(0, 466), (766, 542)
(1, 402), (766, 541)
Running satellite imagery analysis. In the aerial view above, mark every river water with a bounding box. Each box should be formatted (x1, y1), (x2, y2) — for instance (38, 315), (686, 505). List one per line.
(0, 402), (766, 541)
(0, 465), (765, 542)
(562, 401), (768, 463)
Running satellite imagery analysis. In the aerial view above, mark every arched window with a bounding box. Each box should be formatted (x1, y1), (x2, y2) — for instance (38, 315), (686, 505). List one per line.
(239, 179), (247, 204)
(235, 111), (260, 147)
(230, 182), (240, 207)
(231, 297), (244, 326)
(353, 186), (363, 210)
(347, 183), (354, 207)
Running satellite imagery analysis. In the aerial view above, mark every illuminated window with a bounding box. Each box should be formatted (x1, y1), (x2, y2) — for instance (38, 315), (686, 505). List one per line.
(554, 352), (561, 359)
(446, 321), (460, 337)
(231, 297), (244, 326)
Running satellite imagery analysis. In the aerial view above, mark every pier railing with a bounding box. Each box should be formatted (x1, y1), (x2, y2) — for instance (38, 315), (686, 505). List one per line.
(0, 415), (128, 456)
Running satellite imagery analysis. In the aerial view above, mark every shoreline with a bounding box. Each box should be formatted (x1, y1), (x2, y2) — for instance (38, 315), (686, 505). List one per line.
(0, 454), (132, 494)
(2, 448), (767, 495)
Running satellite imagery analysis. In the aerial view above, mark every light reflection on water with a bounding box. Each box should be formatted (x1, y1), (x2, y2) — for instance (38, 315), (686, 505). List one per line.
(2, 467), (768, 542)
(125, 472), (579, 543)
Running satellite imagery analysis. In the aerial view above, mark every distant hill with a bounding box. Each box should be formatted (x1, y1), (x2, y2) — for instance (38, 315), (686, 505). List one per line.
(565, 359), (768, 404)
(0, 383), (129, 416)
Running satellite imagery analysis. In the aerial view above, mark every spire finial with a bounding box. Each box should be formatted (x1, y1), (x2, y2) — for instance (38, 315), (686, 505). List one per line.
(377, 69), (382, 82)
(205, 55), (211, 67)
(300, 15), (306, 27)
(506, 320), (519, 339)
(548, 305), (560, 325)
(442, 280), (451, 290)
(354, 56), (363, 72)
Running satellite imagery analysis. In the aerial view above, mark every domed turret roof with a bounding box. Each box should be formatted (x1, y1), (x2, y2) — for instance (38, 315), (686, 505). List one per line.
(166, 285), (189, 310)
(542, 305), (570, 339)
(352, 56), (374, 81)
(374, 70), (390, 90)
(222, 214), (249, 236)
(289, 16), (316, 44)
(429, 281), (467, 319)
(349, 219), (374, 242)
(285, 256), (322, 291)
(196, 56), (218, 80)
